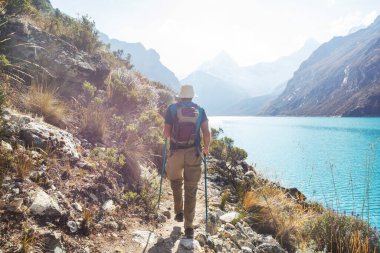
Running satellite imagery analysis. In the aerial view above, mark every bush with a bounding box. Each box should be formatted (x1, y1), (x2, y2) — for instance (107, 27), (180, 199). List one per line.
(80, 104), (108, 144)
(304, 210), (380, 253)
(82, 80), (96, 103)
(0, 146), (13, 186)
(0, 86), (5, 121)
(23, 84), (67, 127)
(5, 0), (32, 14)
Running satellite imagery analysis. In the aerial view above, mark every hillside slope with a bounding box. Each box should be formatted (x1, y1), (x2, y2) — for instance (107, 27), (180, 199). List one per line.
(263, 17), (380, 116)
(100, 33), (180, 91)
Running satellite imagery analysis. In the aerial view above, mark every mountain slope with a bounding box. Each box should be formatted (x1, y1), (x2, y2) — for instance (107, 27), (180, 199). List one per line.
(182, 70), (247, 115)
(100, 33), (180, 91)
(182, 40), (319, 115)
(263, 17), (380, 116)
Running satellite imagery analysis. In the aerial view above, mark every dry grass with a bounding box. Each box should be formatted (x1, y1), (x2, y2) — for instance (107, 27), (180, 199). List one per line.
(304, 209), (379, 253)
(79, 105), (108, 144)
(23, 84), (67, 127)
(242, 184), (311, 252)
(14, 150), (33, 179)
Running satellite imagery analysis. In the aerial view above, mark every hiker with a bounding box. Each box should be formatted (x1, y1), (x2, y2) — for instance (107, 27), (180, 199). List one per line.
(163, 84), (211, 239)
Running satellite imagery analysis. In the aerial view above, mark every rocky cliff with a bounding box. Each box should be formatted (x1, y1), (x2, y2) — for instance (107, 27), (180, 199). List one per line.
(263, 17), (380, 116)
(100, 33), (181, 91)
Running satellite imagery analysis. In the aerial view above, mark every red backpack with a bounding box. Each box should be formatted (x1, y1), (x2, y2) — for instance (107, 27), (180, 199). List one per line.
(170, 103), (203, 149)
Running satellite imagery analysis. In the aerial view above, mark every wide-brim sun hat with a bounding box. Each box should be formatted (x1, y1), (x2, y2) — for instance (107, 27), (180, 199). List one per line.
(176, 84), (198, 98)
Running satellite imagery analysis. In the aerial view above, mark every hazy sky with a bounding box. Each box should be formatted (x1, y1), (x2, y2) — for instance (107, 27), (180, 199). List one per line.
(50, 0), (380, 78)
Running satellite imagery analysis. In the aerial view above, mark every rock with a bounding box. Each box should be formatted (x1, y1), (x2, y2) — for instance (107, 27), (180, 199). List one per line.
(256, 243), (286, 253)
(30, 190), (63, 217)
(42, 231), (66, 253)
(162, 210), (171, 219)
(244, 171), (256, 178)
(12, 188), (20, 194)
(132, 230), (156, 246)
(241, 246), (254, 253)
(102, 200), (116, 212)
(156, 213), (167, 223)
(5, 19), (111, 91)
(220, 211), (239, 224)
(179, 239), (202, 251)
(76, 160), (94, 170)
(195, 232), (207, 246)
(73, 202), (83, 212)
(225, 223), (235, 230)
(7, 198), (23, 212)
(19, 120), (80, 160)
(105, 221), (119, 230)
(214, 238), (224, 252)
(67, 221), (78, 233)
(0, 140), (12, 152)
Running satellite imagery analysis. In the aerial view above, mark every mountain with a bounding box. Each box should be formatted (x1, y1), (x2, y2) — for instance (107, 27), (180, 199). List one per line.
(223, 82), (286, 115)
(182, 40), (319, 115)
(262, 16), (380, 116)
(99, 33), (180, 91)
(182, 70), (247, 114)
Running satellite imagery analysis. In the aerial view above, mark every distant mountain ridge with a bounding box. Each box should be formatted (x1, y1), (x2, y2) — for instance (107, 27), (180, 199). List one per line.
(182, 39), (319, 115)
(262, 16), (380, 116)
(99, 33), (180, 91)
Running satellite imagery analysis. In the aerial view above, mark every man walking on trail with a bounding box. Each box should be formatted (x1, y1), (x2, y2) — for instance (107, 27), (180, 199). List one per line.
(163, 84), (211, 239)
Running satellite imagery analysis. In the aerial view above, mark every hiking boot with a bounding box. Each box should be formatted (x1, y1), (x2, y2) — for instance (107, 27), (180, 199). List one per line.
(174, 212), (183, 222)
(185, 228), (194, 239)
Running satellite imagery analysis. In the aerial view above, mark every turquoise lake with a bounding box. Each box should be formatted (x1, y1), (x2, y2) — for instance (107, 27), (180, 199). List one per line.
(209, 117), (380, 227)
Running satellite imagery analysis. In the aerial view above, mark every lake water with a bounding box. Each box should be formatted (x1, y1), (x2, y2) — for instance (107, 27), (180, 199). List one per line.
(209, 117), (380, 227)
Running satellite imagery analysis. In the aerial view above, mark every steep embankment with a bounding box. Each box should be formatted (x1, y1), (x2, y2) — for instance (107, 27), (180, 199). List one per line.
(263, 16), (380, 116)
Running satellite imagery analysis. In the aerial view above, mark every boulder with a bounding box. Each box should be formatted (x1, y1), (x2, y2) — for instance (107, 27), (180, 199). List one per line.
(0, 140), (12, 152)
(256, 243), (286, 253)
(179, 239), (202, 251)
(4, 19), (111, 91)
(132, 230), (157, 246)
(220, 211), (239, 224)
(20, 120), (80, 160)
(30, 189), (63, 217)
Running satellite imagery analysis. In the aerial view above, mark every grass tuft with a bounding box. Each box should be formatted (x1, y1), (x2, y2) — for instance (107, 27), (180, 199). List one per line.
(23, 84), (67, 127)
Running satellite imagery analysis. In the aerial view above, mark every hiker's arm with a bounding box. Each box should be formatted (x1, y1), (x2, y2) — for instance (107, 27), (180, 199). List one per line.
(163, 123), (172, 139)
(201, 121), (211, 156)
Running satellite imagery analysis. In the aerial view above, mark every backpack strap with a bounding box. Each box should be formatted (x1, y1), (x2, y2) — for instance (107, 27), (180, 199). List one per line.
(194, 105), (203, 148)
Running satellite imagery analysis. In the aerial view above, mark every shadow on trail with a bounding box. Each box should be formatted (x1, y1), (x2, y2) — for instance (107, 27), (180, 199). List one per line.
(145, 226), (186, 253)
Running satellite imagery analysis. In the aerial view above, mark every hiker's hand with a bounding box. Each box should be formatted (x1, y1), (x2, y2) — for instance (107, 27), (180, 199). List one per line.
(202, 147), (209, 156)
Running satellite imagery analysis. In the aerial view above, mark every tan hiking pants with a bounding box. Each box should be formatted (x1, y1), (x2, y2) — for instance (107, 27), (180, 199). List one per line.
(166, 146), (202, 229)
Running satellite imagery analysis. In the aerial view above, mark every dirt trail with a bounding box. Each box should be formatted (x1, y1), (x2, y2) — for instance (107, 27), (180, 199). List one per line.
(91, 169), (221, 253)
(142, 174), (220, 253)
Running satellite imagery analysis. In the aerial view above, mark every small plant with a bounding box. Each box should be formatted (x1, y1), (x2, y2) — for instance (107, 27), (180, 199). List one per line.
(23, 84), (67, 127)
(81, 208), (93, 236)
(0, 146), (14, 186)
(20, 223), (35, 253)
(82, 80), (97, 103)
(14, 149), (33, 179)
(80, 104), (108, 143)
(220, 189), (230, 210)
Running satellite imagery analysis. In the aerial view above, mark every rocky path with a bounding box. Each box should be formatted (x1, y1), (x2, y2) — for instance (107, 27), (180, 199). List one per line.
(131, 174), (220, 253)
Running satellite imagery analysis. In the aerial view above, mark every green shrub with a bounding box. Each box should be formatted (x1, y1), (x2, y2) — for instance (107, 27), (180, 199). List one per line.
(0, 146), (13, 186)
(82, 80), (96, 103)
(5, 0), (32, 14)
(31, 0), (52, 12)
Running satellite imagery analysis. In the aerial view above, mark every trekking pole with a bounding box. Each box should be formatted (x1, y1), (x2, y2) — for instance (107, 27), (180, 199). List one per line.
(202, 153), (208, 237)
(157, 138), (167, 210)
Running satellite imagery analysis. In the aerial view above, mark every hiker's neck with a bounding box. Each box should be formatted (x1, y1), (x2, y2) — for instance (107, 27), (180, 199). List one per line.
(180, 98), (192, 102)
